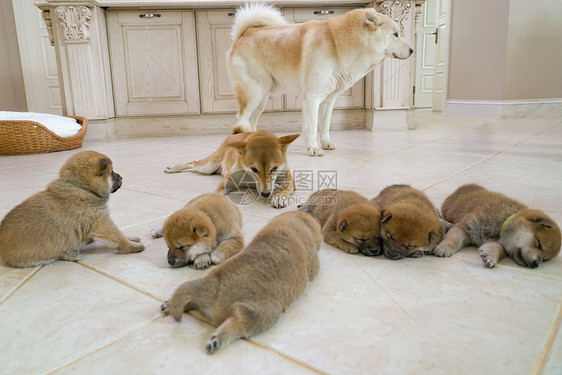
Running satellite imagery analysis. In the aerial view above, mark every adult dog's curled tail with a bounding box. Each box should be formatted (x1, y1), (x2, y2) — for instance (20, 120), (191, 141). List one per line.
(230, 3), (287, 42)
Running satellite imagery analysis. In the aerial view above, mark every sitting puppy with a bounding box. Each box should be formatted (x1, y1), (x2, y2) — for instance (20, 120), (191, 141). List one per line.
(434, 184), (561, 268)
(371, 184), (445, 260)
(161, 211), (321, 354)
(151, 193), (243, 269)
(299, 189), (381, 256)
(0, 151), (144, 268)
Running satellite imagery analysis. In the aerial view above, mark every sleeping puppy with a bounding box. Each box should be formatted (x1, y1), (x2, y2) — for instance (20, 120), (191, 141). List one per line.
(0, 151), (144, 268)
(151, 193), (243, 269)
(371, 184), (445, 260)
(161, 211), (321, 354)
(434, 184), (561, 268)
(299, 189), (381, 256)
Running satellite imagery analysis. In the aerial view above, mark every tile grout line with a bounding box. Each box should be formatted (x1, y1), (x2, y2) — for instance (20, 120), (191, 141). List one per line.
(0, 266), (43, 306)
(44, 316), (165, 375)
(422, 121), (562, 192)
(535, 302), (562, 375)
(75, 261), (327, 374)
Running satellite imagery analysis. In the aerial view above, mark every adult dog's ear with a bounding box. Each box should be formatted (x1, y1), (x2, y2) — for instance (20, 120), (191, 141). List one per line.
(364, 11), (383, 29)
(228, 141), (247, 156)
(278, 134), (300, 151)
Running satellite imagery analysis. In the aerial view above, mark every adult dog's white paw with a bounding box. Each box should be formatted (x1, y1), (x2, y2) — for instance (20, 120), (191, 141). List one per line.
(321, 141), (336, 150)
(164, 165), (182, 174)
(307, 147), (324, 156)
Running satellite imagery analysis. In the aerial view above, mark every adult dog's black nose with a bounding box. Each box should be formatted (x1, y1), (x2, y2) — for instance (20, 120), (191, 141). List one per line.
(409, 48), (414, 54)
(260, 191), (271, 198)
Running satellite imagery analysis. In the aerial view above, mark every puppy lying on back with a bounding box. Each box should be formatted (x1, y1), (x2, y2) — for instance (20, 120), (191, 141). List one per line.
(371, 184), (445, 260)
(151, 193), (243, 269)
(434, 184), (561, 268)
(161, 211), (321, 354)
(299, 189), (381, 256)
(0, 151), (144, 268)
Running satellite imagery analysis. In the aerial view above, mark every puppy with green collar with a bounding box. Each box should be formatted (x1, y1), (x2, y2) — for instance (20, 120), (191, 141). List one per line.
(434, 184), (561, 268)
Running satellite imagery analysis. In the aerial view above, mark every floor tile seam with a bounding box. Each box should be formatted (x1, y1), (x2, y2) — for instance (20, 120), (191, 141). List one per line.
(536, 303), (562, 375)
(0, 266), (43, 306)
(118, 214), (170, 230)
(420, 124), (554, 192)
(77, 261), (164, 302)
(80, 259), (326, 373)
(44, 316), (165, 375)
(330, 124), (486, 170)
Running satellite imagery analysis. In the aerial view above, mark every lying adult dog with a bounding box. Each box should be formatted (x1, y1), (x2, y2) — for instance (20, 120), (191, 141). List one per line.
(161, 211), (321, 354)
(164, 130), (299, 208)
(0, 151), (144, 268)
(434, 184), (561, 268)
(228, 4), (413, 156)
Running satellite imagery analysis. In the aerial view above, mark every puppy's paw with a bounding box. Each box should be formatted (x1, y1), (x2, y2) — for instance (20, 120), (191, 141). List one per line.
(321, 140), (336, 150)
(480, 251), (498, 268)
(194, 254), (212, 269)
(433, 243), (454, 257)
(128, 236), (141, 243)
(409, 250), (424, 258)
(124, 242), (145, 253)
(269, 194), (289, 209)
(205, 334), (222, 355)
(210, 251), (225, 265)
(161, 301), (170, 314)
(60, 249), (82, 262)
(150, 226), (164, 238)
(307, 147), (324, 157)
(339, 244), (359, 254)
(164, 165), (183, 174)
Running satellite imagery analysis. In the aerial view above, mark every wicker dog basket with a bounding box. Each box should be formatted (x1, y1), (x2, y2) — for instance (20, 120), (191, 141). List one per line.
(0, 116), (88, 156)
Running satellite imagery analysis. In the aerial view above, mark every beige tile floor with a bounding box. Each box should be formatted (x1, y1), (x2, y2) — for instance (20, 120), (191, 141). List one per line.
(1, 110), (561, 374)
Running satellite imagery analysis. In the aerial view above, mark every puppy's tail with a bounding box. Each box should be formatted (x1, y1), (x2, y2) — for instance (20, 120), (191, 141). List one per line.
(230, 3), (287, 42)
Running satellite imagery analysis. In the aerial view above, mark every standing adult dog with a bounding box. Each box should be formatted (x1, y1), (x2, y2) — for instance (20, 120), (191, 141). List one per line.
(228, 4), (413, 156)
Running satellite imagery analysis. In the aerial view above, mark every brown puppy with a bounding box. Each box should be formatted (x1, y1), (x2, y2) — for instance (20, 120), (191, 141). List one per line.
(0, 151), (144, 268)
(299, 189), (381, 256)
(164, 130), (299, 209)
(151, 193), (243, 269)
(434, 184), (561, 268)
(371, 184), (445, 260)
(161, 211), (321, 354)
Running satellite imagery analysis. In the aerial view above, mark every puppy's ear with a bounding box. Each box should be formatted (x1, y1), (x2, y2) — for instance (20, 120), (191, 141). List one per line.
(337, 220), (348, 232)
(529, 217), (554, 229)
(193, 226), (208, 237)
(428, 231), (438, 244)
(365, 11), (382, 29)
(228, 141), (247, 156)
(99, 158), (112, 175)
(381, 213), (392, 224)
(278, 134), (300, 151)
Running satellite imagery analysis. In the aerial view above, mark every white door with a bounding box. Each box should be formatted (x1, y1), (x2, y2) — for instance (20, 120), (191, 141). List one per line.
(432, 0), (450, 112)
(12, 0), (62, 115)
(414, 0), (437, 108)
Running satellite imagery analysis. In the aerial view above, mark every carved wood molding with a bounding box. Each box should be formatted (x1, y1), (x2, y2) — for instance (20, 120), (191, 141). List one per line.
(54, 5), (92, 41)
(41, 11), (55, 46)
(375, 1), (413, 36)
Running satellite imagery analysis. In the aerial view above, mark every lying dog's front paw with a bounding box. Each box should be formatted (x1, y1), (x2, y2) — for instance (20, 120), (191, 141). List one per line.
(307, 147), (324, 157)
(205, 334), (221, 355)
(480, 251), (497, 268)
(409, 250), (424, 258)
(269, 195), (289, 209)
(210, 251), (225, 265)
(128, 236), (141, 243)
(161, 301), (170, 314)
(321, 140), (336, 150)
(164, 165), (181, 174)
(194, 254), (212, 269)
(150, 227), (163, 238)
(433, 243), (453, 257)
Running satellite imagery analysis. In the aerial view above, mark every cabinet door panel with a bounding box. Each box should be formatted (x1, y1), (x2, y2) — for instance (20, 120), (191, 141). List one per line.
(283, 8), (365, 111)
(108, 11), (200, 116)
(196, 10), (283, 114)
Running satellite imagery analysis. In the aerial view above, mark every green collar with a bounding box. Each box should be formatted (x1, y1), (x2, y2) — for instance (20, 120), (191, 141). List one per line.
(499, 214), (517, 235)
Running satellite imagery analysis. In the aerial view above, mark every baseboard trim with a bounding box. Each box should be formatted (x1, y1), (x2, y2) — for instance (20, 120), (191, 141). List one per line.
(445, 99), (562, 118)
